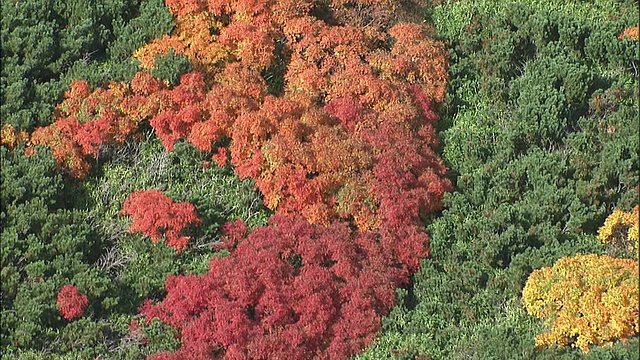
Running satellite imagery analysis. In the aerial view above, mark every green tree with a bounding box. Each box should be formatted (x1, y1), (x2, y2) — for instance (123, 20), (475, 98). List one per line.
(1, 0), (173, 132)
(0, 146), (113, 358)
(358, 0), (639, 358)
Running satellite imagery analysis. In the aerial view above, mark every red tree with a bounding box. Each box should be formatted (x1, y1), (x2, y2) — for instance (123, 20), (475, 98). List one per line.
(121, 190), (201, 252)
(57, 284), (89, 320)
(141, 215), (410, 360)
(37, 0), (453, 357)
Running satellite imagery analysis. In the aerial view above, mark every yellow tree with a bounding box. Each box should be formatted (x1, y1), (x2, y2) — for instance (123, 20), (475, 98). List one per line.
(522, 253), (639, 353)
(133, 7), (230, 78)
(598, 206), (639, 259)
(0, 124), (29, 150)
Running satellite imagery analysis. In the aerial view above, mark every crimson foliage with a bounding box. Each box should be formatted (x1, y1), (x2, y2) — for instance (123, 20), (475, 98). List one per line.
(57, 284), (89, 321)
(131, 0), (452, 358)
(26, 0), (452, 357)
(141, 215), (415, 359)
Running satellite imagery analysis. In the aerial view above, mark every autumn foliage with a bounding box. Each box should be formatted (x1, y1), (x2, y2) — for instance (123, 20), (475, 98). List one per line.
(598, 206), (639, 258)
(133, 3), (230, 77)
(127, 0), (451, 233)
(0, 124), (29, 150)
(30, 0), (453, 357)
(522, 254), (639, 353)
(125, 1), (452, 357)
(619, 26), (639, 40)
(27, 77), (164, 178)
(27, 0), (451, 226)
(141, 215), (417, 359)
(121, 190), (201, 252)
(523, 207), (640, 352)
(57, 284), (89, 321)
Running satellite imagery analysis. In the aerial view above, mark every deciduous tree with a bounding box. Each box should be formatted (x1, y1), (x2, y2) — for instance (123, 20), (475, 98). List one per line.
(522, 254), (639, 353)
(141, 215), (412, 359)
(57, 284), (89, 321)
(121, 190), (201, 252)
(598, 206), (639, 259)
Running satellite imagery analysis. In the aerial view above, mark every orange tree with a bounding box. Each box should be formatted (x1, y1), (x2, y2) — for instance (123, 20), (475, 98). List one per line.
(130, 1), (451, 357)
(136, 0), (450, 358)
(28, 0), (451, 234)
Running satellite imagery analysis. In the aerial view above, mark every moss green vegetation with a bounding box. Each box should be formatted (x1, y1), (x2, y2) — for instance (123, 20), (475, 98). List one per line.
(2, 5), (268, 355)
(1, 139), (271, 359)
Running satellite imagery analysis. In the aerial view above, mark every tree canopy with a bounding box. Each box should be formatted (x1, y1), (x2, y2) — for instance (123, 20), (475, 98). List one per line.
(1, 0), (638, 359)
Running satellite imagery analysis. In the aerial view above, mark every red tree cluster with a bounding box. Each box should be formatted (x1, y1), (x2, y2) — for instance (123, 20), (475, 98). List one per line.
(121, 190), (201, 252)
(141, 215), (413, 359)
(126, 0), (452, 233)
(37, 0), (452, 357)
(57, 284), (89, 320)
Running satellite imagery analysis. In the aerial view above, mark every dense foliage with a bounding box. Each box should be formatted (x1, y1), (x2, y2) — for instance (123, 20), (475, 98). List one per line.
(57, 284), (90, 321)
(598, 206), (639, 258)
(117, 0), (451, 357)
(1, 0), (174, 132)
(25, 0), (452, 232)
(122, 189), (202, 252)
(1, 0), (638, 359)
(357, 0), (639, 359)
(142, 215), (421, 359)
(523, 254), (638, 353)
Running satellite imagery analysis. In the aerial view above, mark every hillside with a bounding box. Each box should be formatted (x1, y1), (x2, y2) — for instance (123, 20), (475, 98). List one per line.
(1, 0), (638, 359)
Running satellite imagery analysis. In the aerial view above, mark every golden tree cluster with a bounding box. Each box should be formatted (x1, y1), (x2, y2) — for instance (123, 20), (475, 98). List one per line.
(523, 254), (639, 353)
(133, 9), (230, 78)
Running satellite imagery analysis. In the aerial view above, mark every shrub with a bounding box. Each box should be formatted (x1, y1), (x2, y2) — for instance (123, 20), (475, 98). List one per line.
(141, 215), (420, 359)
(0, 124), (29, 150)
(618, 26), (639, 40)
(522, 254), (639, 353)
(27, 77), (159, 178)
(0, 0), (173, 132)
(0, 146), (115, 357)
(358, 0), (639, 358)
(121, 189), (201, 252)
(57, 284), (90, 320)
(598, 206), (639, 259)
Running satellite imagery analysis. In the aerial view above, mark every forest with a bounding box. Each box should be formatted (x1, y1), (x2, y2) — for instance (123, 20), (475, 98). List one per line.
(0, 0), (638, 359)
